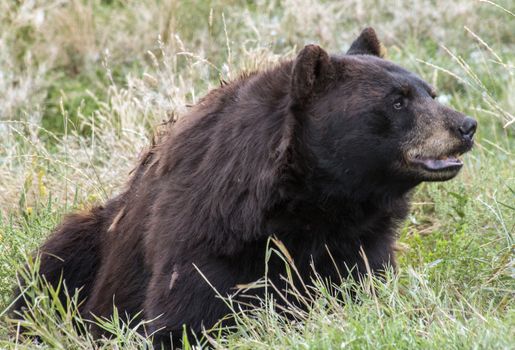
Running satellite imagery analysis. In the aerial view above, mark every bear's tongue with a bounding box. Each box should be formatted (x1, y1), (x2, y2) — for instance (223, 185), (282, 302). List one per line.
(417, 156), (463, 171)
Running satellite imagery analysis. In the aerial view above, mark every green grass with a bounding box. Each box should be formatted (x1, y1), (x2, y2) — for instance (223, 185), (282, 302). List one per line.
(1, 0), (514, 348)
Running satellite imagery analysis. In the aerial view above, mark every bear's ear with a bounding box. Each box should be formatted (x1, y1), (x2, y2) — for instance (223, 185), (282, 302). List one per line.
(347, 27), (385, 58)
(291, 44), (331, 104)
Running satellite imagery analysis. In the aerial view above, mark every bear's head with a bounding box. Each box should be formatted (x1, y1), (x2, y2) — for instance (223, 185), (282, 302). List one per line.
(289, 28), (476, 197)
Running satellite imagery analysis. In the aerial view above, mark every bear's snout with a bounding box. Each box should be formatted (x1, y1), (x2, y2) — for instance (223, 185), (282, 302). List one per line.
(459, 116), (477, 141)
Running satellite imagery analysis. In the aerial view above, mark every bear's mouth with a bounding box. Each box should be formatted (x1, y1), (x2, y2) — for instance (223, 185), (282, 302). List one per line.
(410, 153), (463, 172)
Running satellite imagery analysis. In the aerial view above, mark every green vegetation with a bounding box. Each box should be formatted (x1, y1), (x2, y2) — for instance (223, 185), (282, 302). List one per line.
(0, 0), (513, 348)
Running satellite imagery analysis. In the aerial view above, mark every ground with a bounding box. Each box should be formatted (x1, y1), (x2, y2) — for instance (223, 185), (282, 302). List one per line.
(0, 0), (514, 349)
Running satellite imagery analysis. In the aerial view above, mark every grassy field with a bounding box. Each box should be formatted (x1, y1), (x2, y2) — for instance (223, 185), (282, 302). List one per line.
(0, 0), (514, 348)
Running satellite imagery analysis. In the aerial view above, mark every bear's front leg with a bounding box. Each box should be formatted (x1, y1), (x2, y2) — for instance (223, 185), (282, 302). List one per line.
(144, 255), (263, 348)
(358, 232), (397, 276)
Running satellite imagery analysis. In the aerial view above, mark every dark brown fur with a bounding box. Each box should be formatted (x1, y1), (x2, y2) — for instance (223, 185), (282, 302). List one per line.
(12, 28), (476, 347)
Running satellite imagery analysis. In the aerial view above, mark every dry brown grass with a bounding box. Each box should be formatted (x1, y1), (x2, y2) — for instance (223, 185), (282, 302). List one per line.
(0, 0), (512, 213)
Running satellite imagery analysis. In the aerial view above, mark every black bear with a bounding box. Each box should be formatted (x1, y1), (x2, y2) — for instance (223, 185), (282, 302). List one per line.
(13, 28), (476, 347)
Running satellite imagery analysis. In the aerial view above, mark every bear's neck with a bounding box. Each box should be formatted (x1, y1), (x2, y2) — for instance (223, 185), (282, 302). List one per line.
(267, 174), (412, 243)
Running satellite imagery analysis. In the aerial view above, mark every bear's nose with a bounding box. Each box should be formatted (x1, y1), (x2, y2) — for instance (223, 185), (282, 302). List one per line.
(459, 116), (477, 140)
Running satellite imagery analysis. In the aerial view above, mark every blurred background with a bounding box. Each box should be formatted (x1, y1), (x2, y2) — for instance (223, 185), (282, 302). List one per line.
(0, 0), (513, 208)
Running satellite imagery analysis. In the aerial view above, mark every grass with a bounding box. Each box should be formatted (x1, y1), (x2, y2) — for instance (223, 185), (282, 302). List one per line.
(0, 0), (514, 348)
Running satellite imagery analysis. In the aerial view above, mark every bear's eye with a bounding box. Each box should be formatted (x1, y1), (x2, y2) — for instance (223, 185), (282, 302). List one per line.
(393, 97), (406, 110)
